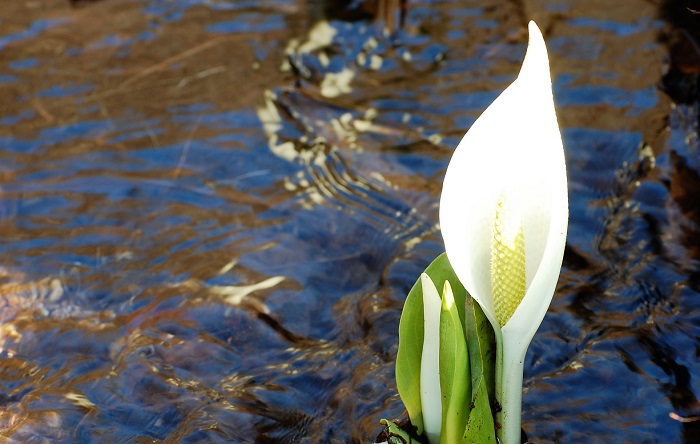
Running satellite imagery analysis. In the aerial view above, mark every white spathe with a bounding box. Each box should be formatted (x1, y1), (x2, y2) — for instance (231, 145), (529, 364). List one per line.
(439, 21), (568, 444)
(440, 19), (567, 359)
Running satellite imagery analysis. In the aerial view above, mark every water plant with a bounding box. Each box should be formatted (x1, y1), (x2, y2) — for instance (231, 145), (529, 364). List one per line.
(383, 21), (568, 444)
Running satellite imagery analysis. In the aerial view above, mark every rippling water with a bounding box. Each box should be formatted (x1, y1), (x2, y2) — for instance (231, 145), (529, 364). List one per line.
(1, 0), (700, 442)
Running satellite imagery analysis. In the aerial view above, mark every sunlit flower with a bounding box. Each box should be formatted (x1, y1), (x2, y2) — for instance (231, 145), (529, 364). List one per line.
(439, 21), (568, 444)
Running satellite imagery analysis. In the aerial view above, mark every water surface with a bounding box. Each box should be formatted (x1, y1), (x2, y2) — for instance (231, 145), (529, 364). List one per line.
(1, 0), (700, 442)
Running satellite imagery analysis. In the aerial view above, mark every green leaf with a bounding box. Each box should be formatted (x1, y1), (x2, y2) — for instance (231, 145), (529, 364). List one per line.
(396, 253), (467, 436)
(461, 376), (496, 444)
(396, 274), (425, 434)
(462, 294), (497, 443)
(464, 294), (496, 403)
(439, 281), (470, 444)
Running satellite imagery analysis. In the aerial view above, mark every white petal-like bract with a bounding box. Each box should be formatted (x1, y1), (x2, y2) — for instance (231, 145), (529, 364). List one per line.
(440, 20), (567, 346)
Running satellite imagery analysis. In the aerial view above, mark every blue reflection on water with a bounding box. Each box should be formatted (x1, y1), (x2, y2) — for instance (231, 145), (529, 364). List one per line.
(0, 74), (18, 84)
(0, 109), (35, 126)
(568, 17), (662, 36)
(556, 74), (658, 110)
(549, 36), (602, 60)
(37, 120), (111, 147)
(0, 18), (65, 50)
(8, 58), (39, 70)
(207, 14), (285, 34)
(37, 83), (93, 99)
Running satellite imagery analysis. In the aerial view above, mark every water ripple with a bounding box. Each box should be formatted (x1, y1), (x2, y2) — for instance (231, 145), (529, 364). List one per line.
(1, 0), (699, 442)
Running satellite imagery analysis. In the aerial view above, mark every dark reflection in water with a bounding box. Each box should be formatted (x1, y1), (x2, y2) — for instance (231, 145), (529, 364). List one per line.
(1, 0), (700, 442)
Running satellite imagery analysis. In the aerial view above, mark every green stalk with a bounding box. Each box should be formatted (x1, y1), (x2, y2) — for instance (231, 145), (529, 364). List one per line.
(496, 330), (525, 444)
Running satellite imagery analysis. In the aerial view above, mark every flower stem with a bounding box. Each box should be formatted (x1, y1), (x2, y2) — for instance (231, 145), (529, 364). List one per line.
(496, 331), (525, 444)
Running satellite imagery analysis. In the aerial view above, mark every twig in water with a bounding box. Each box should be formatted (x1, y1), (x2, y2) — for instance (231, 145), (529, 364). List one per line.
(669, 412), (700, 423)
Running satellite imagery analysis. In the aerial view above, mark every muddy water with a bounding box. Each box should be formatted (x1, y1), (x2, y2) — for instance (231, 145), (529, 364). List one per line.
(1, 0), (699, 442)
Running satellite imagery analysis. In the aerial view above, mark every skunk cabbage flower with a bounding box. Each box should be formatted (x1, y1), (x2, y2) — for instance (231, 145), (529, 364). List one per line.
(439, 21), (568, 444)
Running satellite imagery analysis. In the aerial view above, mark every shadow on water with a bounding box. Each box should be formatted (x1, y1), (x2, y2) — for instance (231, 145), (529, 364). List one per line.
(1, 0), (700, 442)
